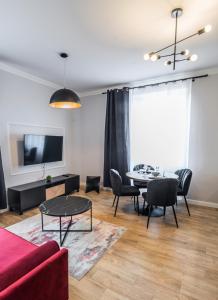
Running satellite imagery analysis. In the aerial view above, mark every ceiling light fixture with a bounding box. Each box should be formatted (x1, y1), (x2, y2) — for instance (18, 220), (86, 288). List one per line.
(49, 53), (81, 109)
(143, 8), (212, 70)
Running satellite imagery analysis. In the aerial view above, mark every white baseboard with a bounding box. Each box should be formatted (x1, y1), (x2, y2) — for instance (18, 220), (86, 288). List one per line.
(0, 208), (8, 214)
(187, 198), (218, 209)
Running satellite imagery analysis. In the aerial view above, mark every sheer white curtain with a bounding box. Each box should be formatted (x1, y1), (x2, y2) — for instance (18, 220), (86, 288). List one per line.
(130, 80), (192, 171)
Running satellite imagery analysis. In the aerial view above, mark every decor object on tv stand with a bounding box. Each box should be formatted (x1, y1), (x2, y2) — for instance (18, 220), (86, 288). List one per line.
(85, 176), (101, 193)
(8, 174), (80, 215)
(46, 175), (52, 183)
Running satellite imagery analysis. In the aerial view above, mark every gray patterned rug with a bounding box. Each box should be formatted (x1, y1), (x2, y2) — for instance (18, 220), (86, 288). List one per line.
(7, 214), (126, 280)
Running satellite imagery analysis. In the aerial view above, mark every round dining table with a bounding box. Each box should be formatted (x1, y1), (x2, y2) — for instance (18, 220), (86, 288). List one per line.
(126, 170), (178, 217)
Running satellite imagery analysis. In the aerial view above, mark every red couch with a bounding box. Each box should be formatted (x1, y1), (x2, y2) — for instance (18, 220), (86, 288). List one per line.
(0, 227), (68, 300)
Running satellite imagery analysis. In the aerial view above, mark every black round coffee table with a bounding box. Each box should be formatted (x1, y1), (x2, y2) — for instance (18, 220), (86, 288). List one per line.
(39, 195), (92, 246)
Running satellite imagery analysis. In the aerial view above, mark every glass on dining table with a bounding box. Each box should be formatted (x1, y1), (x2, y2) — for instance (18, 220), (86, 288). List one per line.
(146, 165), (152, 174)
(138, 167), (145, 174)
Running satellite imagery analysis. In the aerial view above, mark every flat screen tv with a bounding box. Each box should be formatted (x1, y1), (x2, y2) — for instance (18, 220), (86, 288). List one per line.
(24, 134), (63, 166)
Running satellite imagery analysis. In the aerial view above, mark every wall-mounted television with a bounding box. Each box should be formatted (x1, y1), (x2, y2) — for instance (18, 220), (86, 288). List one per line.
(24, 134), (63, 166)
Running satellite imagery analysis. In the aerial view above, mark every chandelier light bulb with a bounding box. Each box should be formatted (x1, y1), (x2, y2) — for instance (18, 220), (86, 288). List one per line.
(150, 54), (159, 62)
(181, 49), (190, 56)
(204, 24), (212, 33)
(164, 60), (171, 66)
(144, 53), (150, 60)
(190, 54), (198, 62)
(198, 24), (212, 35)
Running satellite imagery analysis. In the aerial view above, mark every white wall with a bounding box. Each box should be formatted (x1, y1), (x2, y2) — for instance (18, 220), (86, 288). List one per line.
(188, 74), (218, 204)
(0, 69), (78, 188)
(71, 94), (107, 183)
(77, 74), (218, 205)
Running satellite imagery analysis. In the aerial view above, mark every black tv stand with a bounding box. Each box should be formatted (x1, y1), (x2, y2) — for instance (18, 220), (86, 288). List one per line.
(8, 174), (80, 215)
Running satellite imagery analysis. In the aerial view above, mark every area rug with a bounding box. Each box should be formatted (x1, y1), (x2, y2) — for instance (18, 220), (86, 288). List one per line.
(7, 214), (126, 280)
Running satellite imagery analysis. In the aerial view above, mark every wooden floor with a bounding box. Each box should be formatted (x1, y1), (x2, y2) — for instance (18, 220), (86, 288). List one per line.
(1, 189), (218, 300)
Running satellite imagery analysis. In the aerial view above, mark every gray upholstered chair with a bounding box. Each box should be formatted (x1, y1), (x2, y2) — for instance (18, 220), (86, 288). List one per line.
(110, 169), (140, 217)
(175, 169), (187, 187)
(133, 164), (146, 171)
(175, 169), (192, 216)
(133, 164), (154, 189)
(142, 178), (179, 228)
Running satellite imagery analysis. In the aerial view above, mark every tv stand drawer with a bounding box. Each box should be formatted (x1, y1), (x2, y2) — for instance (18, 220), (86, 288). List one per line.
(46, 184), (65, 200)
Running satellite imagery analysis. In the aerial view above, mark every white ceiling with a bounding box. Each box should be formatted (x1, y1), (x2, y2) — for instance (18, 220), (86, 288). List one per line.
(0, 0), (218, 93)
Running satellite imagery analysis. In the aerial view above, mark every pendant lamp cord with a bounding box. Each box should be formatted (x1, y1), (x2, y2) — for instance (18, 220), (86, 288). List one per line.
(173, 11), (178, 70)
(63, 57), (66, 88)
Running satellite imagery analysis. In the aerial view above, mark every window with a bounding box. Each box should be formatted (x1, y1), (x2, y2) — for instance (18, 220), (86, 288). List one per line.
(130, 80), (191, 171)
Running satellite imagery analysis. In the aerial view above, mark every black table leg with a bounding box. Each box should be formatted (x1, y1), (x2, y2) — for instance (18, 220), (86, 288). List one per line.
(90, 204), (92, 231)
(140, 204), (164, 217)
(60, 216), (73, 246)
(41, 212), (44, 230)
(41, 206), (93, 247)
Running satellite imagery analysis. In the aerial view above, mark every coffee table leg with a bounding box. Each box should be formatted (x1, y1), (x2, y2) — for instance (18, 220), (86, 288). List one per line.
(41, 213), (44, 231)
(90, 205), (92, 231)
(60, 216), (73, 246)
(41, 206), (93, 247)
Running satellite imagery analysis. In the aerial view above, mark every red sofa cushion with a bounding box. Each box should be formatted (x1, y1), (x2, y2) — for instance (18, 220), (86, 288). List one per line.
(0, 228), (37, 268)
(0, 228), (60, 292)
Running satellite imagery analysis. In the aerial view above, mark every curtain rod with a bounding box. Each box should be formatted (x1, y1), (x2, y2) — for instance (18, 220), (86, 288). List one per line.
(102, 74), (208, 94)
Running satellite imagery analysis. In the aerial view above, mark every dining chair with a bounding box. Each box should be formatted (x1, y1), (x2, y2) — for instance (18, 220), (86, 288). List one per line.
(110, 169), (140, 217)
(175, 169), (192, 216)
(142, 179), (179, 228)
(133, 164), (147, 189)
(133, 164), (146, 171)
(133, 164), (154, 171)
(175, 169), (187, 187)
(133, 164), (154, 189)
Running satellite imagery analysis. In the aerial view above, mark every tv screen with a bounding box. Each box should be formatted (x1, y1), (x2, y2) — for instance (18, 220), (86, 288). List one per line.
(24, 134), (63, 166)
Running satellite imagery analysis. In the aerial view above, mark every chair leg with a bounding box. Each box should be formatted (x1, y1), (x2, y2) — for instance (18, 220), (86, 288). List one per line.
(131, 195), (134, 205)
(142, 199), (146, 213)
(114, 196), (120, 217)
(172, 205), (179, 228)
(163, 206), (166, 216)
(112, 195), (116, 207)
(137, 196), (139, 216)
(133, 196), (136, 210)
(147, 205), (151, 229)
(184, 196), (191, 216)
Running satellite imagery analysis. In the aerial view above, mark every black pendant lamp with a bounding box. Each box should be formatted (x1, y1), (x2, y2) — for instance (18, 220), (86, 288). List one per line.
(49, 53), (81, 109)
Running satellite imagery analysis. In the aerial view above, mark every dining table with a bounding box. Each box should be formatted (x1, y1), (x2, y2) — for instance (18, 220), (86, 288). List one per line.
(126, 170), (179, 217)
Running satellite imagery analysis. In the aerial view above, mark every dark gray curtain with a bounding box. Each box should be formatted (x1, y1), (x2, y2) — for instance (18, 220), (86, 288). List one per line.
(0, 147), (7, 209)
(103, 88), (130, 187)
